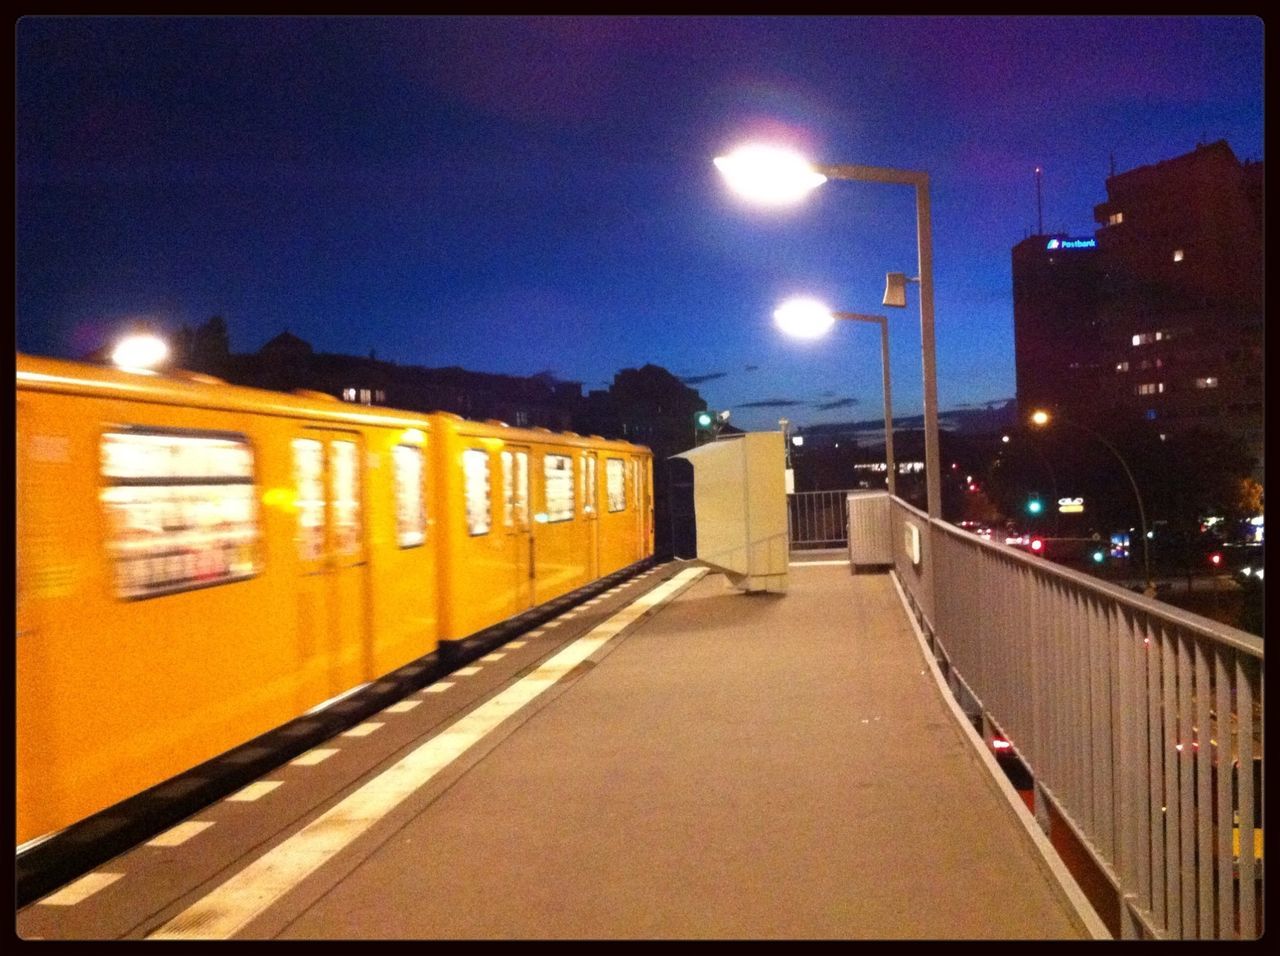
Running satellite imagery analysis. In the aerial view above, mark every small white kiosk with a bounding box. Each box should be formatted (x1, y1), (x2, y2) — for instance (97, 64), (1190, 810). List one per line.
(671, 431), (789, 593)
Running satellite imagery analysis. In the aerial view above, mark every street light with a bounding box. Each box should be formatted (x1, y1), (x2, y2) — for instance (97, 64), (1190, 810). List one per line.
(715, 143), (940, 518)
(110, 328), (170, 371)
(1030, 408), (1154, 597)
(773, 297), (896, 496)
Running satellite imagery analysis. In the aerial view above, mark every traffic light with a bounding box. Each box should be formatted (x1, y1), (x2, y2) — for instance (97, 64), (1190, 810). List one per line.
(1026, 496), (1043, 515)
(1091, 549), (1106, 564)
(1208, 551), (1223, 569)
(694, 410), (714, 431)
(1029, 536), (1045, 554)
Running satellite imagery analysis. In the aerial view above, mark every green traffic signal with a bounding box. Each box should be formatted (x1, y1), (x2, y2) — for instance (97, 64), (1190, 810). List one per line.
(694, 410), (714, 430)
(1026, 497), (1043, 515)
(1092, 550), (1105, 563)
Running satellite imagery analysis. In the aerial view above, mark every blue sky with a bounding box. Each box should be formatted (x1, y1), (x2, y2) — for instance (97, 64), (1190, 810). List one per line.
(16, 16), (1264, 432)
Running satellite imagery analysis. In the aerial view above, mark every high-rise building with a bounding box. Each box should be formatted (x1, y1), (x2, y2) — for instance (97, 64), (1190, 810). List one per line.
(1013, 141), (1264, 474)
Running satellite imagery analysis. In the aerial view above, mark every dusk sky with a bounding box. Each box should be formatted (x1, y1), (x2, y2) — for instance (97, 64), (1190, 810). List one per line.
(16, 16), (1264, 433)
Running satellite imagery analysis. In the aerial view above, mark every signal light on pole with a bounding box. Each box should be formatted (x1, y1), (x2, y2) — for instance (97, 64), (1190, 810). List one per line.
(1208, 552), (1223, 568)
(1092, 549), (1106, 564)
(1026, 497), (1043, 515)
(1030, 537), (1045, 554)
(694, 410), (714, 431)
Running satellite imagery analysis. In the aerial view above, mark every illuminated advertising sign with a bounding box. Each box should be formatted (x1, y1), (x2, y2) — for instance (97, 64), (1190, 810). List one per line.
(1058, 496), (1085, 514)
(1045, 237), (1096, 250)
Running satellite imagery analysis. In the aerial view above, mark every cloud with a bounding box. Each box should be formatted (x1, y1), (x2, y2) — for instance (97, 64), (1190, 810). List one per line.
(744, 364), (759, 372)
(737, 398), (807, 409)
(814, 397), (860, 411)
(680, 371), (728, 385)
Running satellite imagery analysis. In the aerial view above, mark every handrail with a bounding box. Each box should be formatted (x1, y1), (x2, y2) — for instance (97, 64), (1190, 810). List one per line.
(875, 492), (1262, 940)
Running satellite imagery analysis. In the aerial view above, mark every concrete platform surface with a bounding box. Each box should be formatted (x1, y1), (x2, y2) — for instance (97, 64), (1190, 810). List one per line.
(21, 560), (1098, 940)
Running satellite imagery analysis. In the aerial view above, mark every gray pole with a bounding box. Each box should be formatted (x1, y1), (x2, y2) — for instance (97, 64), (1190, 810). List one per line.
(817, 164), (942, 521)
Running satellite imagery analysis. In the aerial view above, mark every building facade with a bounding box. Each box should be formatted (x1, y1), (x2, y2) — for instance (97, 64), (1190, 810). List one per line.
(1013, 141), (1263, 474)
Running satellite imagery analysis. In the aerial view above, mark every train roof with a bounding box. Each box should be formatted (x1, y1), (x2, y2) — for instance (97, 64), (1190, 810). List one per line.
(16, 353), (651, 455)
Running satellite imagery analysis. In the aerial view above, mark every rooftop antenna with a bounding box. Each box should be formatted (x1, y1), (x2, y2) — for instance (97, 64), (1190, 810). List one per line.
(1035, 166), (1043, 235)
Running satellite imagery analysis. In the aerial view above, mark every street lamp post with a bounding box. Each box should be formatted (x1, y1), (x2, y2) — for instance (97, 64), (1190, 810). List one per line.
(715, 146), (940, 518)
(773, 298), (896, 496)
(1031, 409), (1154, 596)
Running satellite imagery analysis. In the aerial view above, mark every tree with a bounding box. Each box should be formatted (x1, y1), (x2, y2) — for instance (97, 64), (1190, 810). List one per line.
(177, 315), (231, 374)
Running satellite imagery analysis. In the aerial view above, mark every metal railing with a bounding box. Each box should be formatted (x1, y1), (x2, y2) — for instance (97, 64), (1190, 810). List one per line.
(883, 494), (1263, 940)
(786, 491), (850, 549)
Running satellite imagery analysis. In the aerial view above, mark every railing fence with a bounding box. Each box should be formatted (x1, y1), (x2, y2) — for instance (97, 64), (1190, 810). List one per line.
(876, 493), (1262, 940)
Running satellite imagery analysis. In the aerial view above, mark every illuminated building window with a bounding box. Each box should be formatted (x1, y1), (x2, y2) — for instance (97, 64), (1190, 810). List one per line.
(1136, 383), (1164, 396)
(343, 387), (357, 401)
(1132, 331), (1167, 347)
(1107, 212), (1124, 226)
(375, 390), (385, 403)
(1115, 361), (1130, 372)
(1172, 249), (1184, 262)
(358, 388), (371, 404)
(514, 410), (530, 427)
(1195, 376), (1219, 389)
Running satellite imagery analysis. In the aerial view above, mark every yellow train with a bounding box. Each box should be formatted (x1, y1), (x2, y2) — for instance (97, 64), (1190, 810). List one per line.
(16, 353), (654, 847)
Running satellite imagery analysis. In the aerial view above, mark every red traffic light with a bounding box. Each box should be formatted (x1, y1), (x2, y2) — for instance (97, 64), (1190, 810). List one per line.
(1029, 537), (1045, 553)
(1209, 552), (1223, 567)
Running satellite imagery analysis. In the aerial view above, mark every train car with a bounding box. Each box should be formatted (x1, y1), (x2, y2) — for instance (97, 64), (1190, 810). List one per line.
(431, 416), (654, 644)
(16, 353), (652, 848)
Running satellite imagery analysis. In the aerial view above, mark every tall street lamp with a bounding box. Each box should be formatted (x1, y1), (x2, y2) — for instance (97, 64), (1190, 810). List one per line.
(1030, 409), (1154, 597)
(773, 297), (896, 496)
(714, 144), (940, 518)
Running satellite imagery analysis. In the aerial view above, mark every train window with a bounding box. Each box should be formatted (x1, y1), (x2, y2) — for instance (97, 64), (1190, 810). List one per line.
(101, 428), (260, 600)
(394, 444), (425, 548)
(607, 458), (626, 512)
(293, 438), (326, 560)
(329, 440), (362, 555)
(463, 449), (491, 535)
(501, 450), (530, 527)
(544, 453), (574, 522)
(583, 455), (597, 514)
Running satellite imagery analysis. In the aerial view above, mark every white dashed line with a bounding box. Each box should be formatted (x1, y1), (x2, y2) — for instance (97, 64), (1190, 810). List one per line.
(147, 821), (215, 847)
(290, 749), (338, 767)
(423, 682), (454, 693)
(227, 781), (282, 802)
(385, 700), (421, 714)
(148, 566), (708, 940)
(39, 872), (123, 906)
(506, 641), (526, 649)
(479, 653), (506, 662)
(453, 666), (481, 677)
(341, 723), (383, 738)
(525, 630), (545, 638)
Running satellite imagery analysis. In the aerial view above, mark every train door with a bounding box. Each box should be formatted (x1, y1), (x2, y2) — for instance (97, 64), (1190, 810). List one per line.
(632, 458), (645, 561)
(501, 446), (534, 611)
(582, 451), (600, 578)
(292, 430), (368, 696)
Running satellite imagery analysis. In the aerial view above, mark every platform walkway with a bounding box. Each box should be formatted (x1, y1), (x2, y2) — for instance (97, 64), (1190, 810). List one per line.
(21, 558), (1105, 939)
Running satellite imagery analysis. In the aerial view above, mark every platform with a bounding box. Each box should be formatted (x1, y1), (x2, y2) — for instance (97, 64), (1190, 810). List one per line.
(18, 558), (1101, 939)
